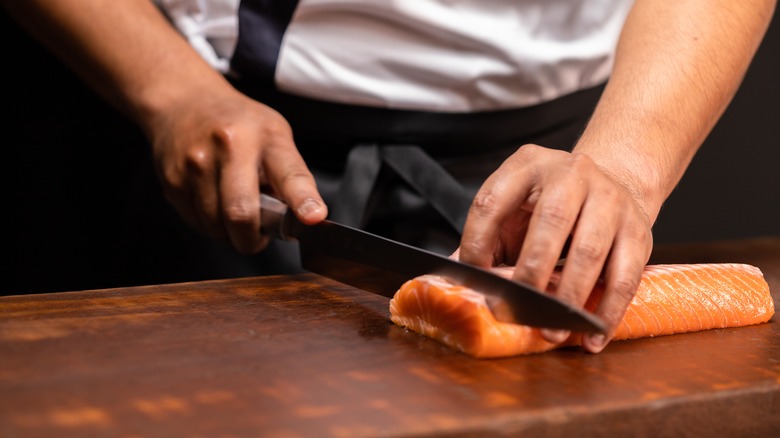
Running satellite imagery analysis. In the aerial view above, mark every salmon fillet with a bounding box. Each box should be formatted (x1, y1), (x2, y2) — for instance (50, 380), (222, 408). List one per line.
(389, 263), (775, 358)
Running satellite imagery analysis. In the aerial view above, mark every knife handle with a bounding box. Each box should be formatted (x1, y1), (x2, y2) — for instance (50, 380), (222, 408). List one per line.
(260, 194), (294, 240)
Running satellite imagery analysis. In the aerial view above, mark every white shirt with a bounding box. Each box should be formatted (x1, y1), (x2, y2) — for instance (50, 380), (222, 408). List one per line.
(155, 0), (634, 112)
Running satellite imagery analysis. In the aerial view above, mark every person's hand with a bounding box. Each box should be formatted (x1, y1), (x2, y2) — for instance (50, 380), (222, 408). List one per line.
(457, 144), (653, 353)
(144, 87), (327, 255)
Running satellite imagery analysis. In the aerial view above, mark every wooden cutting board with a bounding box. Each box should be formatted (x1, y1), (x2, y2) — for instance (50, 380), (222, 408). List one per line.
(1, 237), (779, 437)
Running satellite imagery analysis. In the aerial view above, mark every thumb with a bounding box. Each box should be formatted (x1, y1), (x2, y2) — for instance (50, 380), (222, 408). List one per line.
(264, 140), (327, 224)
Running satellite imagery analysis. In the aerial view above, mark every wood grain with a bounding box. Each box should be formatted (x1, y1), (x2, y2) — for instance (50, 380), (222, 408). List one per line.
(1, 237), (779, 437)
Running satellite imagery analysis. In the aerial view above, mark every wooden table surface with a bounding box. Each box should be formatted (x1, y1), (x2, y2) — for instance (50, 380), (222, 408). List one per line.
(2, 237), (779, 437)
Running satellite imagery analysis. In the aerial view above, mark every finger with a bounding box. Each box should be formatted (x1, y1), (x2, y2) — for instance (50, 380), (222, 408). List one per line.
(157, 159), (213, 238)
(515, 173), (588, 344)
(184, 146), (230, 242)
(513, 173), (586, 292)
(582, 218), (652, 353)
(543, 184), (620, 342)
(459, 151), (535, 269)
(220, 147), (267, 255)
(264, 140), (327, 225)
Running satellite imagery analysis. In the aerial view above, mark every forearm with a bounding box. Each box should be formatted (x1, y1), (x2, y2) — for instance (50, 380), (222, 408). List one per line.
(574, 0), (776, 223)
(1, 0), (232, 130)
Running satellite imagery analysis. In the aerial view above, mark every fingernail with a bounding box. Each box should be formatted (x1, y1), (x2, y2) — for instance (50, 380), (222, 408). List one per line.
(297, 198), (323, 218)
(541, 328), (570, 344)
(587, 333), (607, 353)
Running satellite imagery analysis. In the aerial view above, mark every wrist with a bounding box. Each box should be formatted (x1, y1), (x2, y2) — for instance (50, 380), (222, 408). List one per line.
(572, 139), (670, 225)
(130, 64), (233, 136)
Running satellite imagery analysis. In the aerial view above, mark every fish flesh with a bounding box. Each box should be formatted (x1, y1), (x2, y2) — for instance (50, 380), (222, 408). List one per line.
(389, 263), (774, 358)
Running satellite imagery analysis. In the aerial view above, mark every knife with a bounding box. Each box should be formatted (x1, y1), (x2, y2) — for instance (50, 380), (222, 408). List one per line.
(260, 194), (606, 333)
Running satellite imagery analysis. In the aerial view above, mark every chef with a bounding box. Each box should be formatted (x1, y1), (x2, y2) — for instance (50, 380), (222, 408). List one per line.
(3, 0), (774, 352)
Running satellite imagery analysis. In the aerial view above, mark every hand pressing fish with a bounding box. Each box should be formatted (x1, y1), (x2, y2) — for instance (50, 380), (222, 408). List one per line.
(389, 263), (774, 358)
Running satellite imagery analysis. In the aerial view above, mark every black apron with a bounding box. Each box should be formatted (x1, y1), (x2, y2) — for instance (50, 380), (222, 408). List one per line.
(230, 80), (605, 259)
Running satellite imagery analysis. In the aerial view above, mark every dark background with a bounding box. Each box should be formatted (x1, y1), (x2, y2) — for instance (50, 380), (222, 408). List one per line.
(651, 6), (780, 243)
(5, 7), (779, 295)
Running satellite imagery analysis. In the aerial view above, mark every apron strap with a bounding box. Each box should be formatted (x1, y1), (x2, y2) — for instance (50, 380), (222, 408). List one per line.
(328, 144), (382, 228)
(381, 145), (471, 234)
(330, 144), (472, 234)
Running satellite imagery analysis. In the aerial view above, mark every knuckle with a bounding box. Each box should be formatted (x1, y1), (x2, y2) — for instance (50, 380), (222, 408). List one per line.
(568, 152), (596, 171)
(517, 143), (542, 155)
(567, 152), (599, 177)
(636, 219), (652, 239)
(610, 274), (641, 305)
(597, 275), (642, 328)
(158, 165), (188, 194)
(521, 242), (550, 267)
(223, 198), (259, 225)
(459, 239), (491, 261)
(566, 156), (599, 185)
(624, 218), (653, 249)
(515, 247), (549, 286)
(262, 115), (293, 140)
(600, 306), (628, 329)
(210, 124), (239, 153)
(536, 203), (571, 231)
(571, 240), (607, 263)
(515, 265), (544, 289)
(183, 147), (213, 175)
(470, 189), (500, 218)
(159, 166), (180, 188)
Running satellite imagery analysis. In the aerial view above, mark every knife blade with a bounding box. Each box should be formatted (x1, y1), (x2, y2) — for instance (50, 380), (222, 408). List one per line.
(260, 194), (606, 333)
